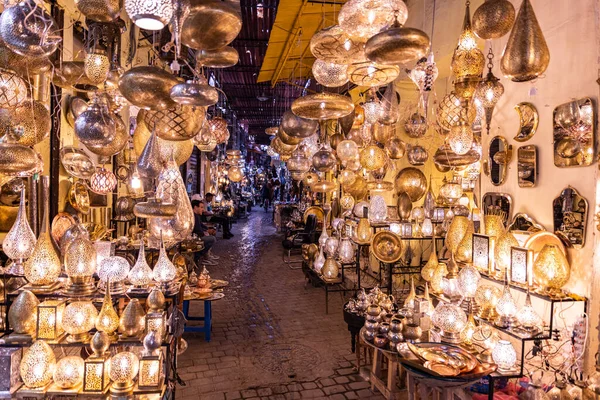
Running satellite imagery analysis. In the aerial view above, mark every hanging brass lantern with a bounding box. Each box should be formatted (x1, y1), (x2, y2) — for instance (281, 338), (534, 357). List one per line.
(75, 0), (121, 22)
(181, 0), (242, 50)
(500, 0), (549, 82)
(475, 49), (504, 134)
(312, 60), (349, 88)
(338, 0), (408, 41)
(291, 93), (354, 120)
(407, 145), (429, 166)
(451, 1), (484, 99)
(144, 105), (206, 141)
(119, 66), (181, 110)
(0, 0), (61, 58)
(310, 25), (365, 64)
(347, 61), (399, 87)
(472, 0), (515, 39)
(437, 92), (477, 131)
(170, 80), (219, 107)
(84, 113), (129, 157)
(365, 17), (430, 66)
(134, 114), (193, 166)
(12, 100), (51, 147)
(395, 167), (427, 202)
(196, 47), (239, 68)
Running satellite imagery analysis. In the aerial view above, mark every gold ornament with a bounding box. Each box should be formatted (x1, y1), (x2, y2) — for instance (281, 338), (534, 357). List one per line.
(395, 167), (427, 202)
(451, 2), (485, 84)
(500, 0), (549, 82)
(472, 0), (515, 39)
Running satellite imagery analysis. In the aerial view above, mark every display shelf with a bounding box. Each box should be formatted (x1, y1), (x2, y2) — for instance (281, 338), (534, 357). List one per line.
(417, 281), (587, 400)
(0, 333), (174, 348)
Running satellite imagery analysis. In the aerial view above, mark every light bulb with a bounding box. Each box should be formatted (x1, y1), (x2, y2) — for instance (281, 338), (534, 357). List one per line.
(131, 171), (142, 190)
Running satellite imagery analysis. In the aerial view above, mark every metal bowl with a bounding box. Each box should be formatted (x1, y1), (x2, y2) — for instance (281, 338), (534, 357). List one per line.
(60, 147), (96, 179)
(67, 180), (90, 214)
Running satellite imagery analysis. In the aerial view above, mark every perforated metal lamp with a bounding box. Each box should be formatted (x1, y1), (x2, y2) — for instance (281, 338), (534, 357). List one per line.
(125, 0), (174, 30)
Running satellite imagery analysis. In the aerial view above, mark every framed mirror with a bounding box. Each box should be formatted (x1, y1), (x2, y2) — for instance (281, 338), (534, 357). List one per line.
(553, 186), (588, 248)
(553, 98), (596, 167)
(508, 213), (545, 233)
(489, 136), (512, 186)
(517, 145), (537, 188)
(514, 103), (538, 142)
(483, 192), (512, 226)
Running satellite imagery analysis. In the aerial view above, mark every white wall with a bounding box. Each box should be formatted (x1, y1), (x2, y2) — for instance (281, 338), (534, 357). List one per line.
(403, 0), (600, 372)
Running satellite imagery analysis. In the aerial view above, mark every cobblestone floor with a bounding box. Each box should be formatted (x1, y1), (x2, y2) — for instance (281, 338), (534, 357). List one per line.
(177, 210), (387, 399)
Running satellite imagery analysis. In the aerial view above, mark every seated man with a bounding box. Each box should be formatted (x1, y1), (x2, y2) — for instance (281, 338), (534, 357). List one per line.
(203, 192), (233, 239)
(191, 200), (218, 266)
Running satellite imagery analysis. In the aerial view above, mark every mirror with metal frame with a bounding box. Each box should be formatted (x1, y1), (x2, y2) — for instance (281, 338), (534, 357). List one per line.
(552, 186), (588, 248)
(508, 213), (545, 233)
(553, 98), (595, 167)
(489, 136), (512, 186)
(482, 192), (512, 227)
(514, 102), (538, 142)
(517, 145), (537, 188)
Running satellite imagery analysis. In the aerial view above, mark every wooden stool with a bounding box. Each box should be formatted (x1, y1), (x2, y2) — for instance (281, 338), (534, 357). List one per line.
(405, 369), (472, 400)
(358, 334), (404, 400)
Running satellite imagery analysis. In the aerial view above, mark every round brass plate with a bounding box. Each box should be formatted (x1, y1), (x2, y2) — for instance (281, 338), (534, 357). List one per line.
(524, 231), (566, 257)
(371, 231), (403, 263)
(303, 206), (324, 225)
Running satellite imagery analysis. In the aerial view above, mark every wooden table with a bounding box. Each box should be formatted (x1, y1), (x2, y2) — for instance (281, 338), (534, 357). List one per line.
(359, 330), (404, 400)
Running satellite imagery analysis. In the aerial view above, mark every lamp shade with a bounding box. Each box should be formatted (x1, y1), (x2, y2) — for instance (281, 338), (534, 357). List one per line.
(153, 238), (177, 283)
(492, 340), (517, 371)
(125, 0), (173, 30)
(20, 340), (56, 388)
(128, 241), (154, 287)
(3, 187), (36, 274)
(53, 356), (84, 389)
(431, 302), (467, 343)
(109, 352), (139, 392)
(62, 301), (98, 342)
(98, 256), (130, 284)
(532, 244), (570, 292)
